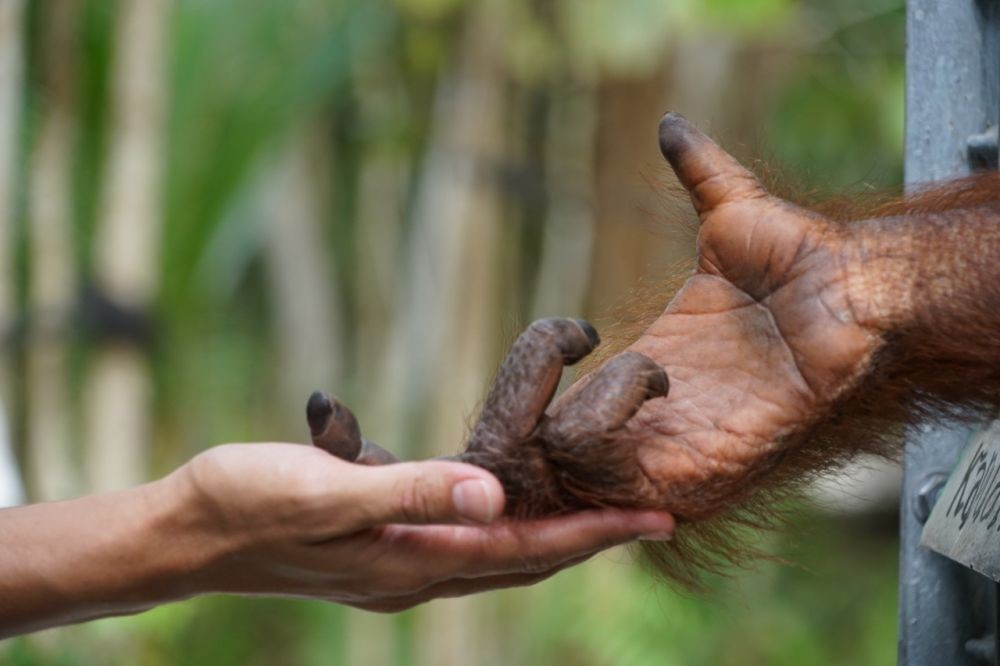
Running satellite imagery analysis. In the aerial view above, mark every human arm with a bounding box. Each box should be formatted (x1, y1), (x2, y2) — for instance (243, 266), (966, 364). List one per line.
(0, 442), (674, 638)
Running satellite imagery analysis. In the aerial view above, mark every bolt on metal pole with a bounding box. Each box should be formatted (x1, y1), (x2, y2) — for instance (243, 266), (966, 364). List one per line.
(899, 1), (1000, 664)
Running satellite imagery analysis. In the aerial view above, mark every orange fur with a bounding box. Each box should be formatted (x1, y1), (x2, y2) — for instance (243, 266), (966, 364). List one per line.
(611, 171), (1000, 589)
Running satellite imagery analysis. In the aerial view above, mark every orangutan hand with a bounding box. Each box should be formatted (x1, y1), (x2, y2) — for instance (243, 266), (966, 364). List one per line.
(610, 112), (883, 517)
(312, 110), (1000, 532)
(307, 114), (885, 520)
(312, 112), (1000, 583)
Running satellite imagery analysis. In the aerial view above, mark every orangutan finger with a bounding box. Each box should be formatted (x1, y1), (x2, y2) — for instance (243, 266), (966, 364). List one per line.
(304, 391), (397, 467)
(540, 351), (668, 442)
(355, 439), (399, 466)
(466, 317), (600, 452)
(306, 391), (399, 465)
(657, 111), (766, 216)
(307, 391), (364, 461)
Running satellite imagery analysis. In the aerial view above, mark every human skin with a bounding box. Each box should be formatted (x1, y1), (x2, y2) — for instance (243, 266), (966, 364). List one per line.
(0, 443), (674, 638)
(321, 113), (1000, 540)
(308, 318), (670, 512)
(311, 112), (1000, 586)
(9, 109), (1000, 633)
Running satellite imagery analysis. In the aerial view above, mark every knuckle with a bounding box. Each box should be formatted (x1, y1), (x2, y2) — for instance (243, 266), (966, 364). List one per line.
(395, 473), (435, 524)
(539, 410), (583, 445)
(526, 317), (557, 337)
(293, 466), (334, 507)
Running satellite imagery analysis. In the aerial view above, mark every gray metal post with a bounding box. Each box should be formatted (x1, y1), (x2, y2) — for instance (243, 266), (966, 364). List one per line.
(899, 1), (1000, 664)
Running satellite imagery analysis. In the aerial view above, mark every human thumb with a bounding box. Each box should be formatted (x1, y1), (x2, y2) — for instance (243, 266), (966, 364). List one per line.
(353, 461), (506, 526)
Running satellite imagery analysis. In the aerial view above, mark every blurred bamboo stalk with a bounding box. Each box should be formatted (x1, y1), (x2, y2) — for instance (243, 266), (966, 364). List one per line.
(352, 68), (409, 447)
(377, 2), (505, 455)
(263, 126), (341, 431)
(342, 68), (411, 666)
(586, 75), (672, 316)
(85, 0), (168, 492)
(672, 34), (737, 131)
(383, 4), (510, 664)
(0, 0), (25, 507)
(353, 152), (406, 437)
(26, 0), (81, 501)
(530, 86), (599, 320)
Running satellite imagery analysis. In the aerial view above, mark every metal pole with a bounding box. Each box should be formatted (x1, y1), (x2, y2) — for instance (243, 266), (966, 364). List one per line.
(899, 1), (1000, 663)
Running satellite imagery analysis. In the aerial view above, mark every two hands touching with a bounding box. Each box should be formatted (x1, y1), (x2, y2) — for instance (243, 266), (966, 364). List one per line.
(177, 444), (675, 611)
(6, 111), (1000, 637)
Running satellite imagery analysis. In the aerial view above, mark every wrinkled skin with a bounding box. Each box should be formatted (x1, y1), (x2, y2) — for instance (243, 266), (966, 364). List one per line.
(611, 113), (880, 515)
(309, 113), (885, 522)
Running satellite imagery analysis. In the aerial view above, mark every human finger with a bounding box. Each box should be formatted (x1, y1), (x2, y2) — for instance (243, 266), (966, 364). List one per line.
(388, 508), (674, 579)
(334, 460), (506, 529)
(356, 554), (593, 612)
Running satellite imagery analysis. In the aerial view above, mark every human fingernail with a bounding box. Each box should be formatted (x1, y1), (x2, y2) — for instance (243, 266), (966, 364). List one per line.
(634, 511), (674, 541)
(306, 391), (333, 436)
(639, 531), (673, 542)
(453, 479), (499, 523)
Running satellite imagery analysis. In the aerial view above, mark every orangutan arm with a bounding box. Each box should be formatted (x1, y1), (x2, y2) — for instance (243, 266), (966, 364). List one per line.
(847, 189), (1000, 417)
(306, 117), (1000, 588)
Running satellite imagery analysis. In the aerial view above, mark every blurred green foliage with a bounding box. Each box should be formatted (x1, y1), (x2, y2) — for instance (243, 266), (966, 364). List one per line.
(2, 511), (897, 666)
(4, 0), (905, 663)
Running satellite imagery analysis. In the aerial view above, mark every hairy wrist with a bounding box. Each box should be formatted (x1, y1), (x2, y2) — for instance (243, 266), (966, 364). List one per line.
(837, 195), (1000, 423)
(841, 216), (921, 333)
(845, 200), (1000, 337)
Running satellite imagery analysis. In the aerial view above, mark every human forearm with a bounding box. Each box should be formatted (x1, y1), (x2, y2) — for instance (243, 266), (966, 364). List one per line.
(0, 472), (211, 638)
(0, 444), (672, 637)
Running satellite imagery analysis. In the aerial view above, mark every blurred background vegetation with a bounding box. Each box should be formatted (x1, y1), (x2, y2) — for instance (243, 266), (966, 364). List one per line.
(0, 0), (905, 663)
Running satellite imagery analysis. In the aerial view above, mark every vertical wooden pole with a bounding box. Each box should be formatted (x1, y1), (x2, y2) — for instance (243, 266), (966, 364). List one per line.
(86, 0), (168, 492)
(375, 3), (509, 664)
(0, 0), (25, 507)
(26, 0), (81, 501)
(262, 127), (342, 432)
(529, 87), (598, 320)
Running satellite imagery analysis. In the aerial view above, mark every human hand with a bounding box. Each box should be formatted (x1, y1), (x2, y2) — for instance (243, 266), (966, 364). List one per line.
(173, 443), (674, 611)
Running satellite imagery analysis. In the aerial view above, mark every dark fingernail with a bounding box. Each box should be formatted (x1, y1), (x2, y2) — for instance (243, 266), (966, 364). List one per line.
(658, 111), (693, 163)
(647, 366), (670, 399)
(306, 391), (333, 436)
(572, 318), (601, 350)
